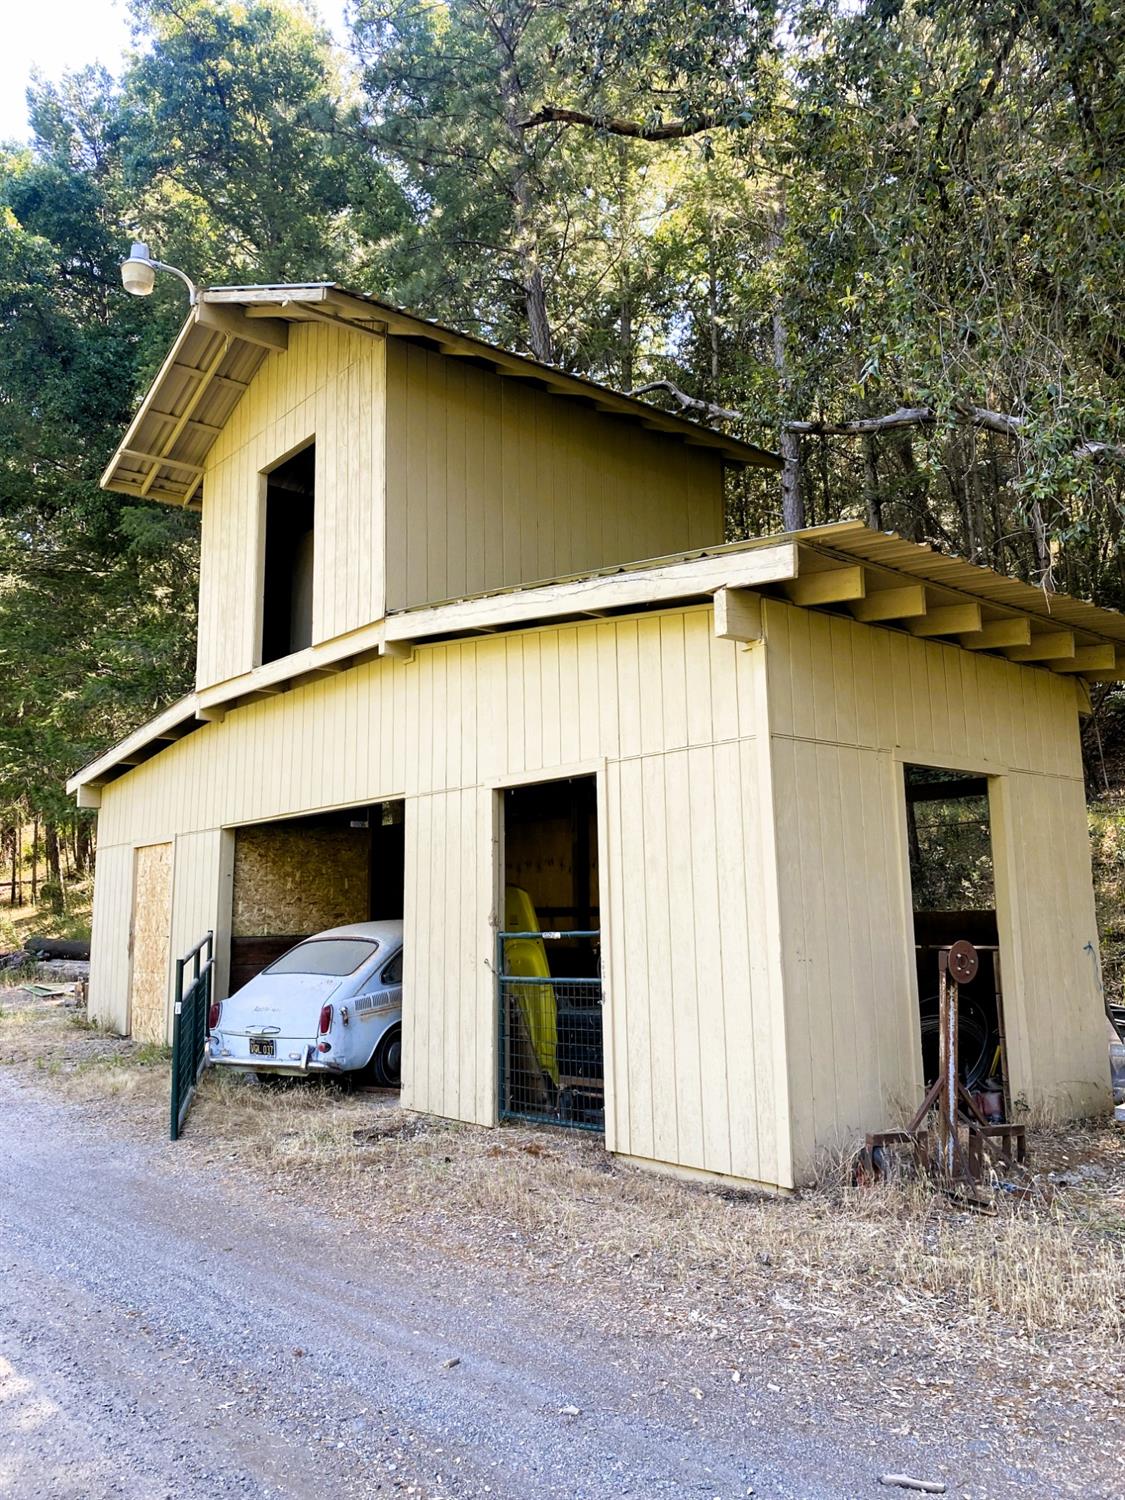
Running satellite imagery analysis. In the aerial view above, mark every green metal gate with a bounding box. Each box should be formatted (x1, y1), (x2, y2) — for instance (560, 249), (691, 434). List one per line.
(497, 927), (604, 1132)
(170, 930), (214, 1141)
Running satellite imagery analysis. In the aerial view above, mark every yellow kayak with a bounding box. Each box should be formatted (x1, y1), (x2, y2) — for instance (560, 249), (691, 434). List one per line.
(503, 886), (559, 1087)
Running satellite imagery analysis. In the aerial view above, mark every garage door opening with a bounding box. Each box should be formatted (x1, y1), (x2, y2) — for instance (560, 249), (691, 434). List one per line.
(904, 766), (1011, 1120)
(225, 800), (405, 1084)
(498, 775), (603, 1132)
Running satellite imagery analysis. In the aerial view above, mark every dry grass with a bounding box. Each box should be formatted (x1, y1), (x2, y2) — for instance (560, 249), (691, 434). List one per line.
(0, 874), (94, 952)
(4, 987), (1124, 1444)
(179, 1061), (1125, 1350)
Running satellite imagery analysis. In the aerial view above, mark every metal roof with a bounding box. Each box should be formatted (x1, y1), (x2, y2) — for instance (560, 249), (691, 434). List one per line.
(67, 522), (1125, 800)
(100, 284), (780, 504)
(789, 521), (1125, 649)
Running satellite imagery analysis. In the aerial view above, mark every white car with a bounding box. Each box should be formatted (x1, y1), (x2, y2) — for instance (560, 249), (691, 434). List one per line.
(208, 919), (403, 1085)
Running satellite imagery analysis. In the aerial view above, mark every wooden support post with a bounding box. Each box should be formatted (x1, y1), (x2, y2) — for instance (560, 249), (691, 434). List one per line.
(713, 587), (763, 643)
(195, 301), (289, 351)
(381, 639), (416, 663)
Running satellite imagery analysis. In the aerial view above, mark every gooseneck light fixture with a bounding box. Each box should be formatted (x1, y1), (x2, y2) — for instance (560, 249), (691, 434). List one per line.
(120, 241), (199, 304)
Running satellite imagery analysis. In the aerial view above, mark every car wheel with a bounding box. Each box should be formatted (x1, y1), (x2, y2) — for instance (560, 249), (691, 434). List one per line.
(371, 1025), (402, 1088)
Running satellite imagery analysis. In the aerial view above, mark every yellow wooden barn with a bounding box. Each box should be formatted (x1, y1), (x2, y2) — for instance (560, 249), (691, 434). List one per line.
(69, 284), (1118, 1188)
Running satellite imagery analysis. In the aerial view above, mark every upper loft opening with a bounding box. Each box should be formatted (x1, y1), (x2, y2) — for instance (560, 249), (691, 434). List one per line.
(261, 443), (315, 665)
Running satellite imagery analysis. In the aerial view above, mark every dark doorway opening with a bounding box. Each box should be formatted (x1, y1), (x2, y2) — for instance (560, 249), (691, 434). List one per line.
(904, 765), (1010, 1119)
(499, 775), (603, 1131)
(261, 444), (315, 664)
(228, 799), (404, 994)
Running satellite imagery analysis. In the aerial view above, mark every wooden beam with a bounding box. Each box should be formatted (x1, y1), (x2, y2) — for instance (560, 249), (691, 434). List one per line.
(783, 564), (865, 608)
(958, 618), (1032, 650)
(1005, 631), (1075, 663)
(76, 784), (102, 810)
(381, 639), (416, 663)
(384, 542), (798, 642)
(905, 776), (989, 803)
(1050, 644), (1117, 673)
(713, 587), (763, 643)
(848, 584), (927, 623)
(196, 301), (289, 351)
(140, 340), (231, 497)
(202, 285), (331, 307)
(907, 603), (982, 637)
(120, 449), (204, 477)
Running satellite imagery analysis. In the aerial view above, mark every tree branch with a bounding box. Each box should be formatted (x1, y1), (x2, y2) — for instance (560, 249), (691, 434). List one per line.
(784, 406), (937, 437)
(784, 404), (1124, 461)
(628, 380), (741, 423)
(520, 106), (722, 140)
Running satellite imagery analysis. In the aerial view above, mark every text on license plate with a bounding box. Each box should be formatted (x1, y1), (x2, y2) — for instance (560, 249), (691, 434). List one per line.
(249, 1038), (276, 1057)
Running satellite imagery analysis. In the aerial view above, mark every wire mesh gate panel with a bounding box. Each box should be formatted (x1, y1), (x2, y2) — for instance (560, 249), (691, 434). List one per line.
(170, 930), (214, 1141)
(498, 928), (604, 1132)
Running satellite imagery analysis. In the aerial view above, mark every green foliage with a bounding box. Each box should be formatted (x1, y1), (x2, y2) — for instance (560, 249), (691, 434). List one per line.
(2, 0), (1124, 834)
(1090, 799), (1125, 1008)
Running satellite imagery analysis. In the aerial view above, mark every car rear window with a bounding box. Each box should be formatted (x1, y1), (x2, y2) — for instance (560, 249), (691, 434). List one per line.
(267, 939), (379, 976)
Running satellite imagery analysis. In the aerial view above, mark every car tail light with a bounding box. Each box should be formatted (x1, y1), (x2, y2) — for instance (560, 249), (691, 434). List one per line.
(208, 1000), (221, 1031)
(318, 1003), (333, 1035)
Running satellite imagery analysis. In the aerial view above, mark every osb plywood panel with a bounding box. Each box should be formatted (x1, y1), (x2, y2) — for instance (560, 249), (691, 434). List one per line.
(384, 341), (724, 610)
(130, 842), (173, 1045)
(232, 823), (370, 936)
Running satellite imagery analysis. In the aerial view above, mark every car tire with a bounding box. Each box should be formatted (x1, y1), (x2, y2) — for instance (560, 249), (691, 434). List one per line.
(370, 1025), (402, 1089)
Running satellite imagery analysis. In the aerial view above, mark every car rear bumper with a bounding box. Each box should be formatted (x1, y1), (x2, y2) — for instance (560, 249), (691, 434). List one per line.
(207, 1040), (337, 1074)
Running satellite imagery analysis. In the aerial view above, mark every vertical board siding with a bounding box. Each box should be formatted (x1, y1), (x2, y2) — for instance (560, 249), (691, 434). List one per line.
(384, 342), (725, 610)
(87, 843), (137, 1034)
(992, 771), (1105, 1118)
(91, 605), (789, 1185)
(197, 323), (386, 689)
(764, 599), (1107, 1176)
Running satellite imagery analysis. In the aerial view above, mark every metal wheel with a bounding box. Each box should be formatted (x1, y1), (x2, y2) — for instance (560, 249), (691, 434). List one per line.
(918, 995), (994, 1091)
(371, 1025), (402, 1088)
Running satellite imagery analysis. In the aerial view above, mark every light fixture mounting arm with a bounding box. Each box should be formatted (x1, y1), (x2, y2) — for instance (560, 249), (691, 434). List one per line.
(148, 257), (199, 305)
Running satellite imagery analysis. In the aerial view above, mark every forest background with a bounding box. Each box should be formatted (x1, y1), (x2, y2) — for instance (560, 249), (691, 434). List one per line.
(0, 0), (1122, 937)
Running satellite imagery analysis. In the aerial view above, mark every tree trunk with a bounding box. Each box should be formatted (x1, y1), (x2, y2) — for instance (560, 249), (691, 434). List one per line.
(1029, 499), (1055, 589)
(45, 822), (61, 886)
(896, 431), (926, 541)
(76, 818), (94, 875)
(30, 818), (38, 906)
(863, 433), (882, 530)
(619, 295), (633, 391)
(770, 204), (805, 530)
(498, 24), (554, 365)
(707, 225), (721, 395)
(780, 427), (803, 531)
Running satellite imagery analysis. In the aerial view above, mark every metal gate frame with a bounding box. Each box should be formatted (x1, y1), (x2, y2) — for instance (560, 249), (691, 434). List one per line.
(497, 928), (604, 1132)
(170, 930), (214, 1141)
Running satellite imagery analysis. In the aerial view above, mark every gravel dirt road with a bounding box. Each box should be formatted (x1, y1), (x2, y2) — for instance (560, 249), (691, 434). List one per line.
(0, 1070), (1113, 1499)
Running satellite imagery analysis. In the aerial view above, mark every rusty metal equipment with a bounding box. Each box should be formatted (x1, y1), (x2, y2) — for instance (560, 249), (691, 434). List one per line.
(864, 940), (1026, 1185)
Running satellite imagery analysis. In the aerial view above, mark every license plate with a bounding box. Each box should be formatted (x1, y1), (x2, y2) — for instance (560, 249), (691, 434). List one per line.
(249, 1037), (276, 1057)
